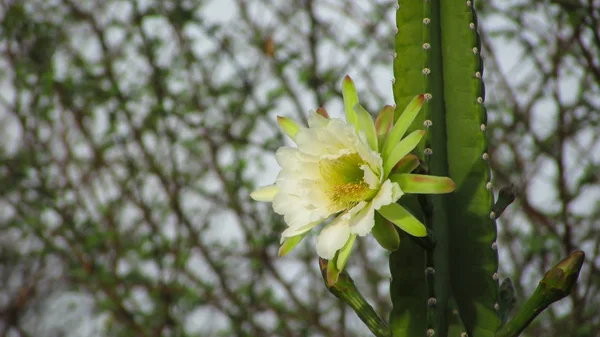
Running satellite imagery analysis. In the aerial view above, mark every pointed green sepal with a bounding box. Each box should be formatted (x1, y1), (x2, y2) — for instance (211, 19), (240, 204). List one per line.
(277, 116), (301, 141)
(389, 174), (456, 194)
(383, 94), (425, 160)
(354, 103), (378, 151)
(250, 184), (278, 201)
(342, 75), (359, 127)
(326, 256), (341, 286)
(375, 105), (394, 151)
(336, 234), (357, 271)
(391, 154), (420, 174)
(278, 232), (308, 257)
(372, 212), (400, 251)
(383, 130), (425, 178)
(377, 203), (427, 237)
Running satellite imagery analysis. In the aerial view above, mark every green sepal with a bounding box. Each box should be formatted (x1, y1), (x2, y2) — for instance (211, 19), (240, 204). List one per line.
(375, 105), (394, 151)
(354, 103), (378, 151)
(342, 75), (359, 127)
(382, 94), (424, 160)
(336, 234), (357, 271)
(278, 232), (308, 257)
(277, 116), (301, 141)
(377, 203), (427, 237)
(389, 174), (456, 194)
(391, 154), (420, 174)
(326, 255), (341, 286)
(372, 212), (400, 251)
(383, 130), (425, 178)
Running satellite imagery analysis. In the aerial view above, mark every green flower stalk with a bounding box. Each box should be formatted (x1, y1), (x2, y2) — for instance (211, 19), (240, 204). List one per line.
(251, 76), (455, 284)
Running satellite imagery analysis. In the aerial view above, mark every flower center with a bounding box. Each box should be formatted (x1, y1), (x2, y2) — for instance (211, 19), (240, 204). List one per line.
(319, 153), (374, 212)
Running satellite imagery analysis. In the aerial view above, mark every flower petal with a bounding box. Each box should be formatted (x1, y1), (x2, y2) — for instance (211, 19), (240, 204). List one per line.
(361, 164), (379, 189)
(316, 217), (351, 259)
(280, 221), (320, 240)
(371, 180), (403, 210)
(348, 203), (375, 236)
(377, 203), (427, 237)
(250, 184), (278, 202)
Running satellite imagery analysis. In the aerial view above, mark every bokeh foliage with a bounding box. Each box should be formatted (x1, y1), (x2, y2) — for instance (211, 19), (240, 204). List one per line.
(0, 1), (598, 337)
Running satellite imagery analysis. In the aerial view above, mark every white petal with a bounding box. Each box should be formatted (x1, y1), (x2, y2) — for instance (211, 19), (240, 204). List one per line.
(361, 164), (379, 189)
(275, 147), (299, 170)
(308, 111), (329, 128)
(371, 180), (404, 210)
(250, 184), (278, 202)
(316, 217), (351, 259)
(348, 203), (376, 236)
(281, 221), (320, 242)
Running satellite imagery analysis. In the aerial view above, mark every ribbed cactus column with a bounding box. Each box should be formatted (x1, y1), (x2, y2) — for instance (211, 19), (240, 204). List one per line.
(390, 1), (499, 337)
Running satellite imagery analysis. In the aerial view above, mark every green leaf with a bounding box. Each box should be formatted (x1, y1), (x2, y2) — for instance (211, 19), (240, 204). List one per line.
(354, 103), (378, 151)
(342, 75), (359, 127)
(372, 212), (400, 251)
(383, 130), (425, 178)
(377, 203), (427, 237)
(336, 234), (357, 270)
(389, 174), (456, 194)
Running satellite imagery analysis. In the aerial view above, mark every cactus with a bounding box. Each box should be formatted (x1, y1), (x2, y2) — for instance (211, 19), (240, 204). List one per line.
(386, 2), (584, 337)
(320, 2), (585, 337)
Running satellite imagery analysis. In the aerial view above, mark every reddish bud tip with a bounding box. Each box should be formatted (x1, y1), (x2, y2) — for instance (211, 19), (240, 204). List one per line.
(316, 107), (329, 118)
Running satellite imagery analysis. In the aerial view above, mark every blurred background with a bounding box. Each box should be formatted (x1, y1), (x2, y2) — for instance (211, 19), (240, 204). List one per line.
(0, 1), (599, 336)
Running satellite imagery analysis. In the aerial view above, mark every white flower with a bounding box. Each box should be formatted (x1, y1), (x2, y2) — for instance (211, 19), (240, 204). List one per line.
(251, 76), (455, 283)
(271, 112), (403, 259)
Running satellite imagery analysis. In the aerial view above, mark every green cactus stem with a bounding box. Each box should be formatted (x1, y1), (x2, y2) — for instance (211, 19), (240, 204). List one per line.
(390, 1), (499, 336)
(495, 251), (585, 337)
(318, 258), (392, 337)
